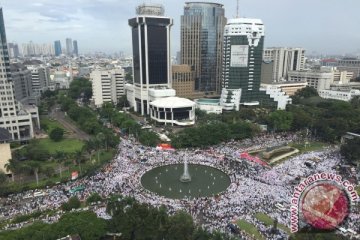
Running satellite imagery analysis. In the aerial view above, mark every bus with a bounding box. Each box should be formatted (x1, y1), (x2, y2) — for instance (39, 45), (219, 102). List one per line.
(69, 185), (85, 194)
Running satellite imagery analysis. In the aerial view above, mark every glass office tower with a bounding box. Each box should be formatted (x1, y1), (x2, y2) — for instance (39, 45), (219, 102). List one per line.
(54, 40), (62, 56)
(128, 4), (173, 115)
(181, 2), (226, 94)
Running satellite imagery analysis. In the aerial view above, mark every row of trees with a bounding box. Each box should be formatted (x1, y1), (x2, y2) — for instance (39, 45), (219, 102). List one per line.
(99, 103), (160, 146)
(0, 196), (237, 240)
(171, 121), (260, 148)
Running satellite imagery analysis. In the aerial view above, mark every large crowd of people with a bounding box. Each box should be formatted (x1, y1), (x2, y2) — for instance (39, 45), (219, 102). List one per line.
(0, 133), (359, 239)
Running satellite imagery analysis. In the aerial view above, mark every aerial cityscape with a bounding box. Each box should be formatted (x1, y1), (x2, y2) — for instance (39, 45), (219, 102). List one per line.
(0, 1), (359, 240)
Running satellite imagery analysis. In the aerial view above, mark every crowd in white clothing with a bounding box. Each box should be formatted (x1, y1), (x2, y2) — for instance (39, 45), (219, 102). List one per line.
(0, 133), (359, 239)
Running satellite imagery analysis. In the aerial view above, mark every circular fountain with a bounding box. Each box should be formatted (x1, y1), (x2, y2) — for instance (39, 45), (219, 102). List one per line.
(180, 157), (191, 182)
(141, 161), (230, 199)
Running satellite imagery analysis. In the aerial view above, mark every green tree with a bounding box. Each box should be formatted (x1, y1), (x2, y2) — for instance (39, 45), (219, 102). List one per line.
(268, 110), (294, 132)
(0, 170), (8, 185)
(341, 137), (360, 166)
(125, 72), (133, 83)
(26, 141), (50, 161)
(166, 211), (194, 240)
(55, 211), (106, 240)
(26, 161), (42, 186)
(62, 196), (81, 211)
(4, 159), (18, 182)
(49, 127), (64, 142)
(54, 151), (67, 178)
(117, 95), (130, 109)
(292, 86), (319, 104)
(138, 130), (160, 147)
(86, 192), (102, 205)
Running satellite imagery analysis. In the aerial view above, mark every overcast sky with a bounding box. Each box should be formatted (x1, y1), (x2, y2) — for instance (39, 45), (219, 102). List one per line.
(2, 0), (360, 55)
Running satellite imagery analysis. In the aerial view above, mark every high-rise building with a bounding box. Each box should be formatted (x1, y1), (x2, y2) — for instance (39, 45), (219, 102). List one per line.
(128, 4), (173, 115)
(222, 18), (265, 104)
(73, 40), (78, 56)
(0, 8), (39, 141)
(10, 63), (32, 104)
(54, 40), (62, 56)
(221, 18), (289, 109)
(181, 2), (226, 94)
(90, 68), (125, 108)
(337, 58), (360, 78)
(263, 47), (306, 82)
(66, 38), (73, 56)
(172, 65), (195, 98)
(8, 42), (20, 58)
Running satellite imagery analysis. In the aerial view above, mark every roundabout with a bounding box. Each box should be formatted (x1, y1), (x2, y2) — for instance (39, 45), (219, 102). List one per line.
(141, 163), (231, 199)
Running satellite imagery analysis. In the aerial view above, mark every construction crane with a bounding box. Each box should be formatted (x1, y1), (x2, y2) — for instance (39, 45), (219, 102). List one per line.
(236, 0), (239, 18)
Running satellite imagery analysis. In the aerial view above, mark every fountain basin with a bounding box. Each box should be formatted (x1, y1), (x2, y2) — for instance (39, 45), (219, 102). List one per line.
(141, 164), (231, 199)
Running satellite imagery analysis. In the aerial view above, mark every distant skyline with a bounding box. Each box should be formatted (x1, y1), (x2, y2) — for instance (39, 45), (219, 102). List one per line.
(2, 0), (360, 56)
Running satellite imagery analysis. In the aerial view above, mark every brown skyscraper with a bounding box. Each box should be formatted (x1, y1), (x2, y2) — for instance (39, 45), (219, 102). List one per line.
(181, 2), (226, 95)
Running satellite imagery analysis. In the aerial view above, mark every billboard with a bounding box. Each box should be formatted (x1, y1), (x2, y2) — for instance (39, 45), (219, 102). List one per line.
(230, 45), (249, 67)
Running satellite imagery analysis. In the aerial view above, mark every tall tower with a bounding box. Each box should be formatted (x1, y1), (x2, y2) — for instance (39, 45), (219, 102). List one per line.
(181, 2), (226, 94)
(54, 40), (62, 56)
(263, 47), (306, 82)
(222, 18), (265, 104)
(0, 8), (39, 140)
(128, 4), (173, 115)
(73, 40), (78, 56)
(65, 38), (73, 56)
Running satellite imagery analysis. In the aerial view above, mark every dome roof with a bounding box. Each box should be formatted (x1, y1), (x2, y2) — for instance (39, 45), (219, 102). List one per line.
(150, 97), (195, 108)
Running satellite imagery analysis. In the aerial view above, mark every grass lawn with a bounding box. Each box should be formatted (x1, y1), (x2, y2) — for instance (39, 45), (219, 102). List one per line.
(40, 116), (64, 134)
(356, 186), (360, 196)
(36, 138), (84, 154)
(237, 219), (264, 240)
(290, 141), (329, 153)
(255, 212), (291, 234)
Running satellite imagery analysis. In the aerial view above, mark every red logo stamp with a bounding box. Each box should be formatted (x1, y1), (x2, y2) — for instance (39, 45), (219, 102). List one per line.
(300, 182), (350, 230)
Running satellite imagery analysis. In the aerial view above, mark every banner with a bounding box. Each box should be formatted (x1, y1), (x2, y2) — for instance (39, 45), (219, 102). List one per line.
(231, 45), (249, 67)
(71, 171), (79, 180)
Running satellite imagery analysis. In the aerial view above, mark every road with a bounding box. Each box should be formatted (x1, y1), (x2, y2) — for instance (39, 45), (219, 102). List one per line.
(50, 105), (90, 141)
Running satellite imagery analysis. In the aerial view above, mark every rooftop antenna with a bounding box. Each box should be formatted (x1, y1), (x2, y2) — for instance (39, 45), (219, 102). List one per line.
(236, 0), (239, 18)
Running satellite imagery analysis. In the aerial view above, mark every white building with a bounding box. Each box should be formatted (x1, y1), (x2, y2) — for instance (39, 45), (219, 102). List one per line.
(195, 99), (223, 114)
(318, 89), (360, 102)
(263, 47), (306, 82)
(26, 65), (50, 96)
(90, 68), (125, 107)
(220, 89), (242, 111)
(0, 9), (39, 141)
(288, 70), (334, 91)
(149, 97), (195, 126)
(128, 4), (175, 115)
(260, 85), (292, 110)
(288, 68), (353, 92)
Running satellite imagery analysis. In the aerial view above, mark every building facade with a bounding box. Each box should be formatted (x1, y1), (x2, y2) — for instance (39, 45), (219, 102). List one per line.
(181, 2), (226, 94)
(261, 81), (308, 96)
(54, 40), (62, 56)
(288, 70), (333, 91)
(128, 4), (173, 115)
(10, 63), (32, 104)
(73, 40), (78, 56)
(26, 65), (50, 96)
(8, 42), (20, 58)
(171, 64), (195, 98)
(149, 97), (195, 126)
(0, 8), (39, 141)
(66, 38), (73, 56)
(90, 68), (125, 108)
(263, 47), (306, 82)
(319, 89), (360, 102)
(337, 58), (360, 78)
